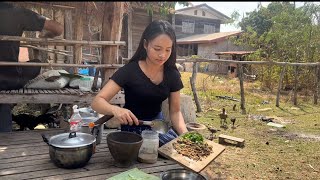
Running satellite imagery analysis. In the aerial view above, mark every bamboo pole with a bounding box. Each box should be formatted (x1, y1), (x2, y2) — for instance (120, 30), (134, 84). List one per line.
(0, 35), (126, 46)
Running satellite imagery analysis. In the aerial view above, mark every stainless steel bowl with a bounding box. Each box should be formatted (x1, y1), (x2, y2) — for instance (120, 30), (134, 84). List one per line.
(160, 169), (206, 180)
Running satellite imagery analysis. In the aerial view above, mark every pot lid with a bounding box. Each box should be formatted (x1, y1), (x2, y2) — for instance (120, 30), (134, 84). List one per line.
(49, 132), (96, 148)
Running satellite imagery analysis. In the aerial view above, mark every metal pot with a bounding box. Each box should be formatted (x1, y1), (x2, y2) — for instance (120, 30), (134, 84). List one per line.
(42, 132), (96, 169)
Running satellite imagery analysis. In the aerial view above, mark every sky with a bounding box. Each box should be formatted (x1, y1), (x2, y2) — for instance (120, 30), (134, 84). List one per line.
(175, 1), (307, 32)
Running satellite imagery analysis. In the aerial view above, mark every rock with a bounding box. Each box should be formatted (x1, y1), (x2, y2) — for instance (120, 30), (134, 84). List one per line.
(175, 63), (184, 71)
(162, 94), (196, 126)
(184, 62), (193, 72)
(256, 108), (272, 112)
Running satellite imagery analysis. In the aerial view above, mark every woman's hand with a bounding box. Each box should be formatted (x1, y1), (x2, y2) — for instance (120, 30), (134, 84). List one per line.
(111, 106), (139, 126)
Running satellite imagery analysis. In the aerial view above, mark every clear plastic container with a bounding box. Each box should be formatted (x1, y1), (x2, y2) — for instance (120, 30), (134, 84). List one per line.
(79, 77), (93, 92)
(69, 105), (82, 132)
(138, 130), (159, 164)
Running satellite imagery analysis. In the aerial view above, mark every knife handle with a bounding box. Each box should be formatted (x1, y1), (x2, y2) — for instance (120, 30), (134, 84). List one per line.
(138, 120), (153, 126)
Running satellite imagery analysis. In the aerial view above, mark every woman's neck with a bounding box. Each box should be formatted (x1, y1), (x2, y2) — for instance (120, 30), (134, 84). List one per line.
(144, 58), (164, 72)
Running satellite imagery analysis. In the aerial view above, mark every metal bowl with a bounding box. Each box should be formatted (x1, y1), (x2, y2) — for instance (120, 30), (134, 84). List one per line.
(160, 169), (206, 180)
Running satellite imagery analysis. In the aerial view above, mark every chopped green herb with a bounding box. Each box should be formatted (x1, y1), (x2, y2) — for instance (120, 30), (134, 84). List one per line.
(181, 132), (204, 144)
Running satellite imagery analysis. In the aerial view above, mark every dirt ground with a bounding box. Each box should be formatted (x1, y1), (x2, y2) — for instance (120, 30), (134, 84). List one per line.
(180, 72), (320, 180)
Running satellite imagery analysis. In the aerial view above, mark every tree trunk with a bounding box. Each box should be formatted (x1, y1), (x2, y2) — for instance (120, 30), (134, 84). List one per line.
(190, 62), (202, 112)
(101, 2), (124, 85)
(238, 63), (246, 114)
(276, 65), (286, 107)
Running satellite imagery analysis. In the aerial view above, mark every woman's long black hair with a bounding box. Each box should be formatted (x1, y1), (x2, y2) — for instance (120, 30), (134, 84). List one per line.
(129, 19), (178, 70)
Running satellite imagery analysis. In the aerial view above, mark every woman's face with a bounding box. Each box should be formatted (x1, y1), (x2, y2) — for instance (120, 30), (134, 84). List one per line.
(144, 34), (173, 66)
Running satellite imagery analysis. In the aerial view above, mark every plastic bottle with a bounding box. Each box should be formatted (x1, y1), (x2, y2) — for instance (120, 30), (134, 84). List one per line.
(69, 105), (82, 132)
(79, 77), (93, 92)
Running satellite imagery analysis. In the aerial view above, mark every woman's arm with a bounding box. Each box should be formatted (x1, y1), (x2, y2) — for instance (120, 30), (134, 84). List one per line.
(91, 79), (139, 126)
(39, 19), (63, 38)
(168, 91), (188, 135)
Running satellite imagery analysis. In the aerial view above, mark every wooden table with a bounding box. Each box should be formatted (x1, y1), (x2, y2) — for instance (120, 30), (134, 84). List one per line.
(0, 128), (183, 180)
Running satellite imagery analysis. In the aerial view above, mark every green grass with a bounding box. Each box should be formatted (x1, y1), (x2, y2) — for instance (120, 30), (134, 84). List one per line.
(180, 72), (320, 180)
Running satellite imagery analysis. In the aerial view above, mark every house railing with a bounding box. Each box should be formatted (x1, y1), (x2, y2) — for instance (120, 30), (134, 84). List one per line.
(0, 35), (125, 105)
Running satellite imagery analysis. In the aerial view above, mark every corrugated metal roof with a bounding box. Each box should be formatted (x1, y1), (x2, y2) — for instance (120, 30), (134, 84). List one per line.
(215, 51), (255, 55)
(177, 31), (241, 44)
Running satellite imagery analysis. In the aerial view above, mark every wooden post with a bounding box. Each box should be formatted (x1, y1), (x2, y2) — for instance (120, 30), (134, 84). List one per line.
(276, 64), (287, 107)
(73, 3), (84, 73)
(127, 9), (133, 58)
(314, 65), (320, 104)
(190, 62), (202, 112)
(293, 66), (298, 105)
(44, 8), (56, 63)
(237, 59), (246, 114)
(54, 9), (65, 65)
(25, 7), (40, 61)
(101, 2), (124, 85)
(64, 9), (73, 73)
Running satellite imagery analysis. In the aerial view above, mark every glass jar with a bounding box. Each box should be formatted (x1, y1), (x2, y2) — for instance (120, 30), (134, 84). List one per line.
(138, 130), (159, 164)
(79, 77), (93, 92)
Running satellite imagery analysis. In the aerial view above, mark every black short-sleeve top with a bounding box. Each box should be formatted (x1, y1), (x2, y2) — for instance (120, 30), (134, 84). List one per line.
(110, 60), (183, 120)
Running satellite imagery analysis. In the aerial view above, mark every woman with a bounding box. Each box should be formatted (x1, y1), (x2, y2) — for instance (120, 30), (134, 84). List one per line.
(91, 20), (188, 145)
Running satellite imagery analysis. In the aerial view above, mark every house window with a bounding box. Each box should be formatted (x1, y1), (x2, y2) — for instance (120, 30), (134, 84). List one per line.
(182, 20), (195, 33)
(202, 11), (206, 16)
(204, 23), (215, 33)
(194, 10), (197, 15)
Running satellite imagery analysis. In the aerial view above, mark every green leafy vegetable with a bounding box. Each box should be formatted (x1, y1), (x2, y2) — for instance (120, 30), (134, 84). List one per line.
(181, 132), (204, 144)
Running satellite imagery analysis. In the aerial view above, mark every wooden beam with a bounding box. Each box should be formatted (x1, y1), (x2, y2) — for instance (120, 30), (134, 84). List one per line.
(0, 61), (123, 68)
(0, 89), (124, 104)
(14, 2), (76, 10)
(0, 36), (126, 46)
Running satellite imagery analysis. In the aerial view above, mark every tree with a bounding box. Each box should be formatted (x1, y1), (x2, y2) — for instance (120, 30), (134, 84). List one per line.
(233, 2), (320, 105)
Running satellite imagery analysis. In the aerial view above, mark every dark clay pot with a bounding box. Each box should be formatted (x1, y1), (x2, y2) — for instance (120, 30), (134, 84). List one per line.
(107, 131), (143, 167)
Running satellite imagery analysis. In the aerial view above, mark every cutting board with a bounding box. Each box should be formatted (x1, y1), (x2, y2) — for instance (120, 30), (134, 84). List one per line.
(158, 138), (225, 173)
